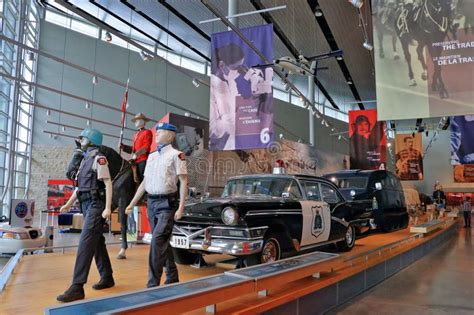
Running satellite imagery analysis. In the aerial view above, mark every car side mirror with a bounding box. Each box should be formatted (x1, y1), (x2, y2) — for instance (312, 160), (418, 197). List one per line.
(375, 182), (382, 191)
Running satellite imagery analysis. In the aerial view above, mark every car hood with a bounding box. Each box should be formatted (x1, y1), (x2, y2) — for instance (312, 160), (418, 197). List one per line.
(183, 196), (289, 222)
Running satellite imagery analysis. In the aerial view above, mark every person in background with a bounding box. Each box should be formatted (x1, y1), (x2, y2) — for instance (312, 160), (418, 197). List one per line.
(462, 196), (471, 228)
(432, 182), (446, 219)
(126, 122), (188, 287)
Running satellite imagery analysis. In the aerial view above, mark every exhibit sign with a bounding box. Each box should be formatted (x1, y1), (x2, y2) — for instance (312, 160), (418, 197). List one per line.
(47, 179), (75, 211)
(372, 0), (474, 120)
(395, 133), (424, 181)
(10, 199), (35, 227)
(209, 24), (273, 151)
(453, 164), (474, 183)
(450, 115), (474, 165)
(349, 109), (386, 170)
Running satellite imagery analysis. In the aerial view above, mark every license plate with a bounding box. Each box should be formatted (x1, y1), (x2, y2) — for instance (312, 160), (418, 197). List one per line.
(171, 235), (189, 249)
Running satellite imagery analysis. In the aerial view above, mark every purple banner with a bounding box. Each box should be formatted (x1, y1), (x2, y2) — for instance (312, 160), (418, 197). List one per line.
(209, 24), (273, 151)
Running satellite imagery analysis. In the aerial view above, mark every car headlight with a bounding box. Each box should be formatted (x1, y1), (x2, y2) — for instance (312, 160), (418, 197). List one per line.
(221, 207), (239, 225)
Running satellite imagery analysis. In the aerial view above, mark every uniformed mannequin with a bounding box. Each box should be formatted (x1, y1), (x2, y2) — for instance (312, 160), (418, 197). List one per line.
(118, 112), (153, 260)
(57, 128), (115, 302)
(126, 122), (188, 288)
(120, 112), (153, 182)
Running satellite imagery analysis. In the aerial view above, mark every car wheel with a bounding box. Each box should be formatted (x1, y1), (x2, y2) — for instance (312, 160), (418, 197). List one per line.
(172, 248), (199, 265)
(337, 225), (356, 252)
(245, 232), (282, 266)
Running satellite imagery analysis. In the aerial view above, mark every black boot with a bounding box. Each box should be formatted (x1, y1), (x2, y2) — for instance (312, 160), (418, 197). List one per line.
(163, 278), (179, 285)
(92, 277), (115, 290)
(56, 285), (85, 302)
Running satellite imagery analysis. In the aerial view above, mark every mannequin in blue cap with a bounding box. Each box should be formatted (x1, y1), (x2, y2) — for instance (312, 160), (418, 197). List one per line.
(57, 128), (115, 302)
(126, 122), (188, 287)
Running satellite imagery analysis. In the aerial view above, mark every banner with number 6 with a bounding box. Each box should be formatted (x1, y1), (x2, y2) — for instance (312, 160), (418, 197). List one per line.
(209, 24), (273, 151)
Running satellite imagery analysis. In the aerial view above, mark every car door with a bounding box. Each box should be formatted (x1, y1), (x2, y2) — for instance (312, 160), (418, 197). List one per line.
(299, 181), (331, 247)
(320, 182), (348, 240)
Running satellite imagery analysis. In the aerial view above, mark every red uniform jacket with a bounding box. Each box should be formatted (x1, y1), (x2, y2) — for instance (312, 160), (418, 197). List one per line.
(133, 128), (153, 163)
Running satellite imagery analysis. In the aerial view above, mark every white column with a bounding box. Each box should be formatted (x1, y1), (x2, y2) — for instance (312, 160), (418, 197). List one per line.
(228, 0), (238, 29)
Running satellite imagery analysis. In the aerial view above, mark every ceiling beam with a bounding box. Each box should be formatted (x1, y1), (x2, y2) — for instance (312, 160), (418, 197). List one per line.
(119, 0), (210, 62)
(250, 0), (339, 111)
(158, 0), (211, 41)
(307, 0), (365, 110)
(90, 0), (173, 51)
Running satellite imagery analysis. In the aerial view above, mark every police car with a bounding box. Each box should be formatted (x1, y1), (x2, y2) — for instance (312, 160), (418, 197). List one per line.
(0, 223), (46, 254)
(171, 173), (364, 266)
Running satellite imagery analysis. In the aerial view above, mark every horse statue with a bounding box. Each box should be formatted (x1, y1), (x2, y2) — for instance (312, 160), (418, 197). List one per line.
(394, 0), (455, 98)
(373, 0), (401, 60)
(66, 140), (136, 258)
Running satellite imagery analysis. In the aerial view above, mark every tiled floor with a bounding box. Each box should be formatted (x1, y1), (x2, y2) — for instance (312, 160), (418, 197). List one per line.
(329, 225), (474, 315)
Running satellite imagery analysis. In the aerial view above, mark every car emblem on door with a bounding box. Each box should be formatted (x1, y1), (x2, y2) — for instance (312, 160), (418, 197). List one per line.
(311, 205), (325, 237)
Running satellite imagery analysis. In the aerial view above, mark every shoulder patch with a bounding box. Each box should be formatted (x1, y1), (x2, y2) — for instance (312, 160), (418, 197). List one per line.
(178, 153), (186, 161)
(97, 157), (107, 165)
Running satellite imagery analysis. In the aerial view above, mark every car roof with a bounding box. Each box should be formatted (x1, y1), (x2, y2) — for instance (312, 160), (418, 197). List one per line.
(228, 173), (337, 185)
(323, 169), (382, 178)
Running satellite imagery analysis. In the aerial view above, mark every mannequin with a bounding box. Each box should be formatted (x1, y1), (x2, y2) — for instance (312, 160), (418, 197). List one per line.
(126, 123), (188, 287)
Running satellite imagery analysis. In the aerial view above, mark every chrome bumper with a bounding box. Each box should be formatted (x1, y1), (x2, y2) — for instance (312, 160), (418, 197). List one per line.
(170, 225), (268, 256)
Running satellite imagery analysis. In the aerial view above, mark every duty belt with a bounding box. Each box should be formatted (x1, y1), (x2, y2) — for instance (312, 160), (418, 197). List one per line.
(148, 191), (178, 199)
(77, 189), (105, 202)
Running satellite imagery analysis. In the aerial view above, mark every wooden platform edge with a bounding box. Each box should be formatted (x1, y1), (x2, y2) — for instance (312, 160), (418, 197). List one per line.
(222, 220), (457, 315)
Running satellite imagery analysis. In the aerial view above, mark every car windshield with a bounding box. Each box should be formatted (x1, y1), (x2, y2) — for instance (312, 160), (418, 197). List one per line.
(222, 177), (298, 198)
(328, 177), (368, 189)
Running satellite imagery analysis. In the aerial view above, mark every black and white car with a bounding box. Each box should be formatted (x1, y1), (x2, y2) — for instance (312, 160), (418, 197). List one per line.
(171, 174), (367, 266)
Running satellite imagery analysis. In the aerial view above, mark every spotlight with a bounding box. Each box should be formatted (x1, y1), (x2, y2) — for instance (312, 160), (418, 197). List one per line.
(321, 119), (325, 125)
(304, 101), (309, 109)
(279, 133), (283, 139)
(46, 109), (51, 116)
(192, 78), (200, 88)
(184, 112), (190, 117)
(314, 111), (321, 119)
(139, 50), (153, 61)
(299, 95), (305, 102)
(338, 135), (342, 140)
(363, 41), (373, 51)
(331, 128), (335, 132)
(387, 142), (392, 148)
(92, 76), (98, 85)
(27, 51), (34, 61)
(336, 56), (343, 61)
(85, 102), (91, 109)
(86, 119), (91, 126)
(314, 7), (323, 17)
(61, 126), (66, 132)
(104, 31), (112, 43)
(325, 121), (329, 127)
(347, 80), (353, 85)
(348, 0), (363, 9)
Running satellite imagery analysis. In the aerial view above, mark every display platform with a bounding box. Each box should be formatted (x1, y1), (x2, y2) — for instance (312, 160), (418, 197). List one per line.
(0, 219), (456, 315)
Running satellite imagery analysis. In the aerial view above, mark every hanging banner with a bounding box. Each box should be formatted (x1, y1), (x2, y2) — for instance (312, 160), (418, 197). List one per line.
(372, 0), (474, 120)
(349, 109), (386, 170)
(454, 164), (474, 183)
(450, 115), (474, 165)
(395, 133), (424, 180)
(209, 24), (273, 151)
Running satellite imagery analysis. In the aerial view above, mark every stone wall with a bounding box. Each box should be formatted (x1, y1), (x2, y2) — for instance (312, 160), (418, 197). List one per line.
(30, 144), (74, 224)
